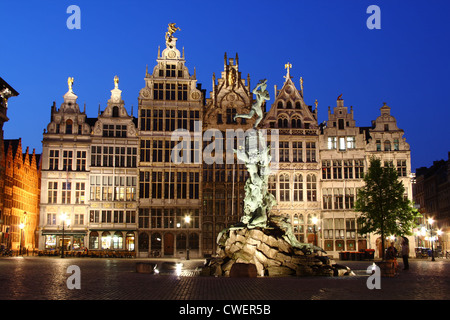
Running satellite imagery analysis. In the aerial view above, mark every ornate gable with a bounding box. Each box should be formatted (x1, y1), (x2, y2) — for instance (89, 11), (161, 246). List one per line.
(262, 63), (318, 129)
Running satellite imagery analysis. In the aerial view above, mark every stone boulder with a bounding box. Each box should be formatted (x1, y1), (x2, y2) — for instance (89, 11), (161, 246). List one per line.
(205, 223), (352, 278)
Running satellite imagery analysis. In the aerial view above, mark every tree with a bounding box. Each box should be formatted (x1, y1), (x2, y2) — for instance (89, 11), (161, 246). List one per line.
(355, 157), (420, 260)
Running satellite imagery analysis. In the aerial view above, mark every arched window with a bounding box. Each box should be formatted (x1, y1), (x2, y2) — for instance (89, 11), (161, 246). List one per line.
(279, 173), (290, 201)
(66, 119), (73, 134)
(278, 116), (289, 128)
(306, 174), (317, 201)
(291, 118), (302, 128)
(277, 101), (283, 109)
(294, 173), (303, 201)
(138, 232), (149, 251)
(126, 232), (135, 251)
(101, 231), (111, 249)
(287, 101), (292, 109)
(112, 106), (119, 117)
(112, 231), (123, 249)
(151, 232), (162, 250)
(295, 102), (301, 109)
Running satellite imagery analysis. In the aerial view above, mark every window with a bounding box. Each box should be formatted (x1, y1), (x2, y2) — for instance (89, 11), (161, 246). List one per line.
(115, 125), (127, 138)
(397, 160), (407, 177)
(189, 172), (200, 199)
(91, 146), (102, 167)
(177, 172), (187, 199)
(47, 213), (56, 225)
(293, 174), (303, 201)
(345, 188), (355, 209)
(291, 118), (301, 128)
(126, 176), (137, 201)
(62, 182), (71, 204)
(74, 214), (84, 225)
(343, 160), (353, 179)
(102, 210), (112, 223)
(279, 141), (290, 162)
(165, 64), (176, 77)
(322, 160), (331, 179)
(140, 109), (152, 131)
(355, 159), (364, 178)
(139, 171), (150, 199)
(165, 83), (176, 100)
(177, 110), (188, 129)
(49, 150), (59, 170)
(66, 119), (73, 134)
(62, 150), (73, 171)
(90, 176), (101, 201)
(152, 172), (163, 199)
(327, 137), (337, 150)
(138, 208), (150, 228)
(153, 109), (163, 131)
(279, 173), (290, 201)
(152, 140), (163, 162)
(115, 147), (126, 167)
(226, 108), (236, 124)
(292, 142), (302, 162)
(75, 182), (85, 204)
(323, 218), (333, 239)
(76, 151), (86, 171)
(140, 140), (151, 162)
(338, 119), (344, 130)
(126, 147), (137, 167)
(339, 137), (346, 151)
(178, 84), (188, 101)
(113, 211), (124, 224)
(102, 124), (115, 137)
(103, 176), (113, 201)
(112, 106), (119, 117)
(153, 83), (164, 100)
(333, 160), (342, 179)
(335, 219), (345, 239)
(165, 109), (176, 131)
(334, 188), (343, 209)
(268, 174), (276, 198)
(114, 176), (125, 201)
(306, 142), (316, 162)
(90, 210), (100, 223)
(48, 181), (58, 203)
(306, 174), (317, 201)
(323, 188), (332, 209)
(346, 136), (356, 149)
(278, 117), (288, 128)
(393, 139), (399, 151)
(126, 211), (136, 224)
(103, 147), (114, 167)
(384, 140), (391, 151)
(376, 140), (381, 151)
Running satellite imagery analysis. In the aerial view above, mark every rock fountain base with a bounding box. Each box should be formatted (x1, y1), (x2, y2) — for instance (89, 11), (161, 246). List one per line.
(202, 217), (352, 277)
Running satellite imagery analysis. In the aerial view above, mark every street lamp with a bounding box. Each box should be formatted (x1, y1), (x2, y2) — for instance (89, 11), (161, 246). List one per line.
(19, 223), (25, 256)
(184, 215), (191, 260)
(60, 213), (70, 258)
(428, 217), (435, 262)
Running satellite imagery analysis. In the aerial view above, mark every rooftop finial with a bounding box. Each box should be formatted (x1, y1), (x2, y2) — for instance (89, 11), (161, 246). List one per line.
(68, 77), (74, 92)
(114, 75), (119, 89)
(284, 62), (292, 80)
(165, 23), (181, 48)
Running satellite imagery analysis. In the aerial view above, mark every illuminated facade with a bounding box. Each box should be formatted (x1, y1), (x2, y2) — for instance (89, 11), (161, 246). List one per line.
(136, 35), (204, 258)
(35, 32), (415, 259)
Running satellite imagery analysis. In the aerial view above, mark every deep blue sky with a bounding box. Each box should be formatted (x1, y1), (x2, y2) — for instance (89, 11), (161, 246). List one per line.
(1, 0), (449, 171)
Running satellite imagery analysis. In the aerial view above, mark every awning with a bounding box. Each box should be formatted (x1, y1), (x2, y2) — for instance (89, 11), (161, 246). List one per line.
(41, 230), (87, 236)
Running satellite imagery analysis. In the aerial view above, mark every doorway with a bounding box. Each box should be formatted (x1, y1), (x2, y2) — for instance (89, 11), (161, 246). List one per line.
(164, 233), (174, 256)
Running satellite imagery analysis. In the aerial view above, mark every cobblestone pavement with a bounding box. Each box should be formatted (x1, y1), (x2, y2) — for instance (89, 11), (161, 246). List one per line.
(0, 256), (449, 302)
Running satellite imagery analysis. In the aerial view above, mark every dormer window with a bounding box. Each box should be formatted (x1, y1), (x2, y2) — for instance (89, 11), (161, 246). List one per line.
(66, 119), (73, 134)
(166, 64), (176, 77)
(112, 106), (119, 117)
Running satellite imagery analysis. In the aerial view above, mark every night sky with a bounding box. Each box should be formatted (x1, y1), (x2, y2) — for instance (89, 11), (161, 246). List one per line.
(1, 0), (449, 171)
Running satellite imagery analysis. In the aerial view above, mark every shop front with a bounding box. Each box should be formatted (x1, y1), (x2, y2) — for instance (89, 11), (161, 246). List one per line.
(40, 230), (87, 255)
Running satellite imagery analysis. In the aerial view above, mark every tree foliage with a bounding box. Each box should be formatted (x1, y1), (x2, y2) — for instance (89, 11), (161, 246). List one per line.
(355, 157), (420, 260)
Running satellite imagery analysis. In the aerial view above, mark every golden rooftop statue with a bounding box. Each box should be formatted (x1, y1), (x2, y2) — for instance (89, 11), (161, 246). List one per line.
(114, 75), (119, 89)
(166, 23), (181, 38)
(165, 23), (181, 49)
(67, 77), (74, 91)
(284, 62), (292, 79)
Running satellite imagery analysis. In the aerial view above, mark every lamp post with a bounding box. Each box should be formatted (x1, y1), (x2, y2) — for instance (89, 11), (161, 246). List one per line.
(184, 215), (191, 260)
(60, 213), (70, 258)
(19, 223), (24, 256)
(428, 217), (435, 262)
